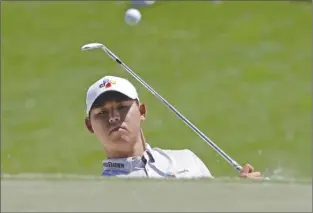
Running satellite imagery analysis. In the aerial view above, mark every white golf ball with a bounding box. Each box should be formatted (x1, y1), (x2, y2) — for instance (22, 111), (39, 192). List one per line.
(125, 8), (141, 26)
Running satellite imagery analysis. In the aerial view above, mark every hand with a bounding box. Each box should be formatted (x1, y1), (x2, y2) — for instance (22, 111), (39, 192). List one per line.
(240, 163), (264, 180)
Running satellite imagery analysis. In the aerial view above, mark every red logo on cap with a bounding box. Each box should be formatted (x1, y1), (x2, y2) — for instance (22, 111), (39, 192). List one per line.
(105, 82), (111, 88)
(99, 79), (116, 88)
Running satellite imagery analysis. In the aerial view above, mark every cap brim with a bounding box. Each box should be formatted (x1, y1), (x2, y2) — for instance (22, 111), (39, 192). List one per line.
(86, 87), (138, 115)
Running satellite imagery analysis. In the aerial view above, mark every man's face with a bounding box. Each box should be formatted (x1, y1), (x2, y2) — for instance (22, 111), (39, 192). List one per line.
(85, 91), (146, 152)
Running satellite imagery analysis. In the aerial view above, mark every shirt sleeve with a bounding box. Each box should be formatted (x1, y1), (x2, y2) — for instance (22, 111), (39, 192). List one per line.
(186, 150), (214, 178)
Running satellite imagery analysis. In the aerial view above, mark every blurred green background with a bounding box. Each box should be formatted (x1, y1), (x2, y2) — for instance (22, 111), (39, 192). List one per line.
(1, 1), (312, 178)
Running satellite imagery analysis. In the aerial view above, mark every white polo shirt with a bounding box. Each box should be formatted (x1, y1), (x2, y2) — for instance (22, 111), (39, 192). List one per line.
(101, 144), (213, 179)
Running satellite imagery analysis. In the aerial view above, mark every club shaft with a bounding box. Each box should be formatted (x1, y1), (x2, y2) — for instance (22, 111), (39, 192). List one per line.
(102, 47), (243, 172)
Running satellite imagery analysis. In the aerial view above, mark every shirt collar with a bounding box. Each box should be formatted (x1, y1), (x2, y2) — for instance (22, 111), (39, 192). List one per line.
(144, 143), (155, 163)
(102, 143), (155, 172)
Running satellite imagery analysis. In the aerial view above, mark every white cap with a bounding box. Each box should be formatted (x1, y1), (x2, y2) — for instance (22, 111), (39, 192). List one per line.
(86, 76), (139, 115)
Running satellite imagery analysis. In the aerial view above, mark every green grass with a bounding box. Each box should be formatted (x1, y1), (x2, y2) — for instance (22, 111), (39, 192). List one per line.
(1, 1), (312, 178)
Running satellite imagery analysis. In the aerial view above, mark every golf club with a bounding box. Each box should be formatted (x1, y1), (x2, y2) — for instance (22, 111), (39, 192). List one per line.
(81, 42), (243, 173)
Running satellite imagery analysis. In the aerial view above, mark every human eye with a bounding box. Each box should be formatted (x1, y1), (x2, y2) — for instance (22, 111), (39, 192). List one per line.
(98, 109), (108, 115)
(117, 105), (128, 111)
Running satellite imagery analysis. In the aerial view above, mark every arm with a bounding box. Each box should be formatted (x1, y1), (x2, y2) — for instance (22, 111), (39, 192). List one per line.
(186, 150), (214, 178)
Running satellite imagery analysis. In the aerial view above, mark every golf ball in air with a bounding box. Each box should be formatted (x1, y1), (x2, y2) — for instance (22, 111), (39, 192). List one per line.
(125, 8), (141, 26)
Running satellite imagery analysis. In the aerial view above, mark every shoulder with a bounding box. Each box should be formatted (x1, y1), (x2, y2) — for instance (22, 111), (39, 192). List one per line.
(152, 146), (187, 154)
(150, 146), (193, 160)
(151, 146), (197, 158)
(155, 148), (206, 167)
(150, 146), (213, 178)
(154, 147), (196, 159)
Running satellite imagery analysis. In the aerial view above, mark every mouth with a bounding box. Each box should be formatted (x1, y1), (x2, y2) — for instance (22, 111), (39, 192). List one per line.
(109, 126), (125, 134)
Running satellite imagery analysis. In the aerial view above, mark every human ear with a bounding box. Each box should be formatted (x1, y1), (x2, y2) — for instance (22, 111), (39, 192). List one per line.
(139, 103), (147, 121)
(85, 117), (94, 133)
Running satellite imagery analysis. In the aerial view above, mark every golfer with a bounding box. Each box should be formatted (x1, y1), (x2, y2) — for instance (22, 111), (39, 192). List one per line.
(85, 75), (263, 179)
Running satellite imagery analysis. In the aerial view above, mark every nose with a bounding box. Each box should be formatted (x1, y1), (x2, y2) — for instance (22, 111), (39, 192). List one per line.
(109, 116), (120, 124)
(108, 110), (120, 124)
